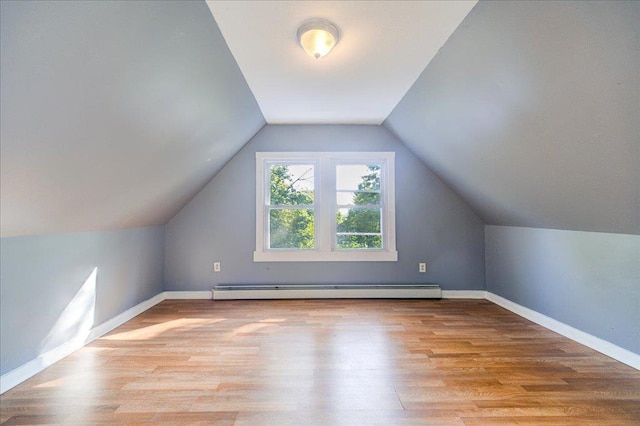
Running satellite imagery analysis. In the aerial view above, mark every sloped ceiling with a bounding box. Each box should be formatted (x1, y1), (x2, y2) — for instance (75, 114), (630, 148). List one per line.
(0, 1), (264, 238)
(385, 1), (640, 235)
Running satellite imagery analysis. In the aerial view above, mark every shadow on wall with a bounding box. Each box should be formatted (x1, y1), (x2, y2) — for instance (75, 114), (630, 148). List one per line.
(38, 267), (97, 359)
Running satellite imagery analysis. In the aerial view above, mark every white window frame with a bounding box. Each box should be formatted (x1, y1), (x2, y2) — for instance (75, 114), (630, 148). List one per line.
(254, 152), (397, 262)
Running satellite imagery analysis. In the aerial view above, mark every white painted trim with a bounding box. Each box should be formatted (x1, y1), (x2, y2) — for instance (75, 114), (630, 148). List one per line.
(0, 293), (165, 394)
(162, 291), (212, 300)
(486, 292), (640, 370)
(253, 249), (398, 262)
(0, 337), (85, 395)
(441, 290), (487, 299)
(213, 287), (441, 300)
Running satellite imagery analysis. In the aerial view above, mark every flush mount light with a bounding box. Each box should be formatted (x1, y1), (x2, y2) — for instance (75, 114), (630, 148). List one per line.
(297, 19), (340, 59)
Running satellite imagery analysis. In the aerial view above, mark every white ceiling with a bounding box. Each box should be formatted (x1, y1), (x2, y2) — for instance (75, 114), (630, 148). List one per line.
(206, 1), (477, 125)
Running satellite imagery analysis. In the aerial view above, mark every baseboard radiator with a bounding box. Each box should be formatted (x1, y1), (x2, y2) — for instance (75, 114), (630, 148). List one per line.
(211, 283), (441, 300)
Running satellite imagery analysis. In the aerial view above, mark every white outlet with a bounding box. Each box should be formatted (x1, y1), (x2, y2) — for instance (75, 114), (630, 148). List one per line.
(213, 262), (221, 272)
(419, 262), (426, 273)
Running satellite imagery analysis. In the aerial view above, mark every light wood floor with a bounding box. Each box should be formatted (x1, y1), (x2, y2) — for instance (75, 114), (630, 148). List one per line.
(1, 299), (639, 425)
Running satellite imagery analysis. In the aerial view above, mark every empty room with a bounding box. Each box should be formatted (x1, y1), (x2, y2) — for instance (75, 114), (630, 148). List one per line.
(1, 0), (639, 424)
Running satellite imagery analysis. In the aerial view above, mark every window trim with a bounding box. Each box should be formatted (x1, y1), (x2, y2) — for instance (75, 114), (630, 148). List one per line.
(254, 152), (397, 262)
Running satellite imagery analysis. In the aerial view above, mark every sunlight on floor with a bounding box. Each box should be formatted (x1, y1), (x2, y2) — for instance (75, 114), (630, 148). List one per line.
(102, 317), (225, 341)
(232, 322), (274, 335)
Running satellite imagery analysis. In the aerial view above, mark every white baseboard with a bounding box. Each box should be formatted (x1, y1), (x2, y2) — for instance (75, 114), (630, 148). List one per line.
(0, 293), (165, 394)
(163, 291), (212, 299)
(172, 288), (486, 300)
(0, 337), (86, 395)
(441, 290), (487, 299)
(486, 292), (640, 370)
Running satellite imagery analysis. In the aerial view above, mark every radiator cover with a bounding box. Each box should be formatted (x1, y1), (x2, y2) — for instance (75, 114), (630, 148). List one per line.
(211, 283), (441, 300)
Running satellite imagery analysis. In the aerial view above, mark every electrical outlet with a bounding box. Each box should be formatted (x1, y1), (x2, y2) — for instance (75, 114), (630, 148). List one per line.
(213, 262), (221, 272)
(419, 262), (426, 273)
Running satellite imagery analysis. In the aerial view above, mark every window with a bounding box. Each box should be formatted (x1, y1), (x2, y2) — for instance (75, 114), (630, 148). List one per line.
(255, 152), (397, 262)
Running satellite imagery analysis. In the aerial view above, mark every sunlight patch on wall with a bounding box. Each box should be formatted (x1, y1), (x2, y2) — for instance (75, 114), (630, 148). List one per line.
(39, 267), (97, 357)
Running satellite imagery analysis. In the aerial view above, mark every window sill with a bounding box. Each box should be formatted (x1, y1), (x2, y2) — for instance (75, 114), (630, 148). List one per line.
(253, 250), (398, 262)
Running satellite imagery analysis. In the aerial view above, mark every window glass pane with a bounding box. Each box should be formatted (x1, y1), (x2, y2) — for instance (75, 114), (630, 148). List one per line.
(336, 235), (382, 249)
(336, 208), (381, 233)
(337, 191), (381, 206)
(336, 165), (381, 191)
(269, 209), (315, 249)
(269, 164), (314, 205)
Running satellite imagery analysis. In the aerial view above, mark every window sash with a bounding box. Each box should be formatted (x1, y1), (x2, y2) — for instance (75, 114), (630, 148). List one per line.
(332, 160), (387, 251)
(267, 207), (316, 250)
(263, 160), (318, 251)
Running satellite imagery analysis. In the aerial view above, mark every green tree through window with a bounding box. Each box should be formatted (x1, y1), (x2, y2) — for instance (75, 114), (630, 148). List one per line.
(336, 165), (382, 249)
(269, 165), (315, 249)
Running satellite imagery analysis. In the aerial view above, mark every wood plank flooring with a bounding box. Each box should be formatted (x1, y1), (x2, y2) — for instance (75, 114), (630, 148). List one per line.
(1, 299), (639, 425)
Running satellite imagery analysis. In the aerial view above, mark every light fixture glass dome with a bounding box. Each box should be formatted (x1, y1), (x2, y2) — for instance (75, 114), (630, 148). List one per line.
(297, 19), (340, 59)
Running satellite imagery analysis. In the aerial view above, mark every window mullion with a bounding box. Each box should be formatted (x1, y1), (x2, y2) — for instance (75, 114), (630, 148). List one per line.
(263, 162), (271, 252)
(315, 157), (330, 254)
(383, 157), (396, 252)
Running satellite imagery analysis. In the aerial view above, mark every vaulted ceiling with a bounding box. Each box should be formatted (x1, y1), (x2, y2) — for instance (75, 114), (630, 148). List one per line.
(1, 1), (638, 238)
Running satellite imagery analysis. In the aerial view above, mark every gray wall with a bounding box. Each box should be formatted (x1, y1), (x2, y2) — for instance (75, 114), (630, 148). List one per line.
(485, 225), (640, 354)
(0, 226), (165, 375)
(385, 1), (639, 235)
(1, 0), (264, 237)
(165, 125), (485, 291)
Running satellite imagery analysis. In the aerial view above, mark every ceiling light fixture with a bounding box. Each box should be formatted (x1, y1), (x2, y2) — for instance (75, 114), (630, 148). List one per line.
(297, 19), (340, 59)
